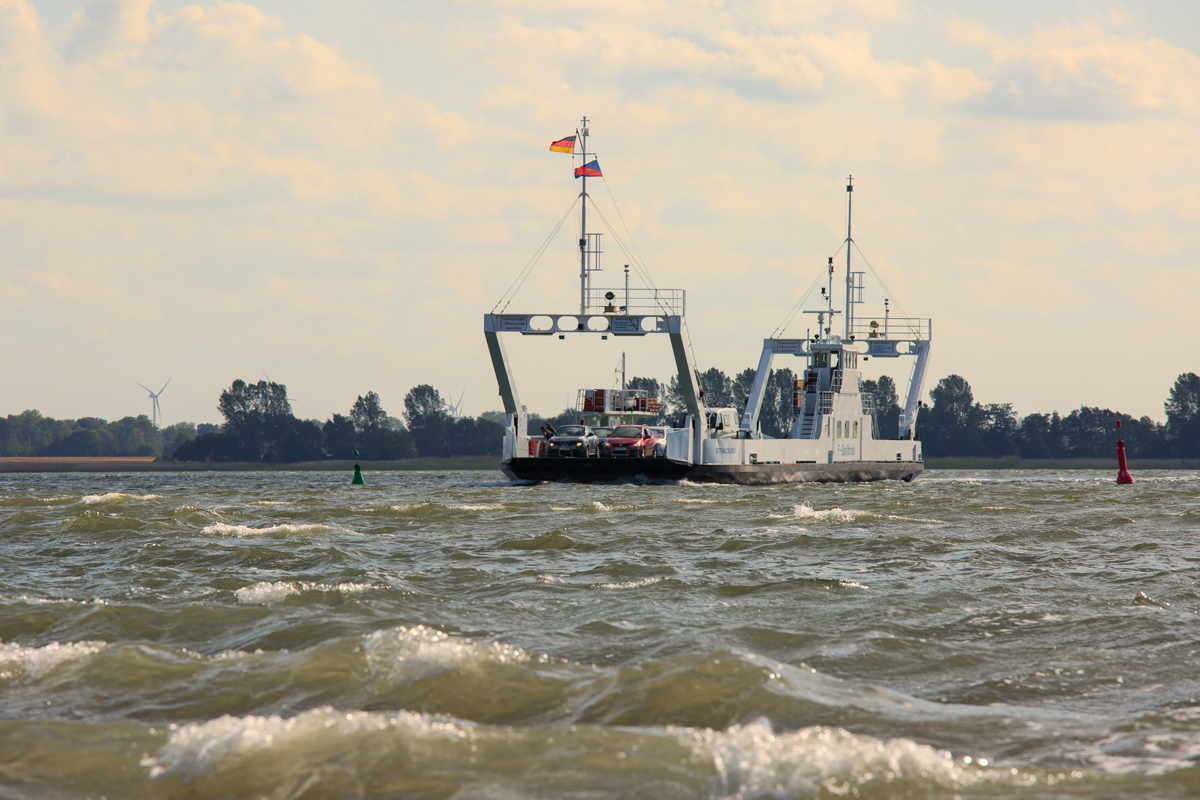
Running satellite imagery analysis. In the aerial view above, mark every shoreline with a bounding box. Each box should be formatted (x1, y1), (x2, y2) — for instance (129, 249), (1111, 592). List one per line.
(0, 457), (502, 473)
(0, 456), (1196, 473)
(922, 456), (1200, 470)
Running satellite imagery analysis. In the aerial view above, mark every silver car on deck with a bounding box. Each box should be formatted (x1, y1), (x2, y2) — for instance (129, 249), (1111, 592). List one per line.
(545, 425), (600, 458)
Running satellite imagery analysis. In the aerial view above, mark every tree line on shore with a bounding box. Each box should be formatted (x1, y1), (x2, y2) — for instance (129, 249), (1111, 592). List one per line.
(171, 381), (504, 462)
(0, 412), (202, 458)
(3, 371), (1196, 462)
(917, 372), (1200, 459)
(0, 381), (503, 462)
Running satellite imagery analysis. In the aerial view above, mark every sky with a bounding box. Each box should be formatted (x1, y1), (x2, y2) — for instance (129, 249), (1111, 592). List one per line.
(2, 0), (1198, 427)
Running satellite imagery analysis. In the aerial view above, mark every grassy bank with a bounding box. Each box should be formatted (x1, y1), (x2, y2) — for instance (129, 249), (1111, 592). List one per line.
(923, 457), (1200, 470)
(0, 456), (502, 473)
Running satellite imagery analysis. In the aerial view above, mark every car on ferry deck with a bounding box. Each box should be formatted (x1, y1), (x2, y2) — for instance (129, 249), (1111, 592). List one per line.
(647, 427), (669, 457)
(602, 425), (656, 458)
(546, 425), (600, 458)
(591, 426), (614, 441)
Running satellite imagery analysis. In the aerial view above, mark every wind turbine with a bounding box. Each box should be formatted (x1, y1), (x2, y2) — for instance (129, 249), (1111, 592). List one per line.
(444, 389), (465, 420)
(137, 379), (171, 428)
(262, 370), (298, 404)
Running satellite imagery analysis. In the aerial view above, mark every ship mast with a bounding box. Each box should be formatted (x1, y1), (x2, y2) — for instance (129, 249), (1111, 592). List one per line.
(844, 175), (853, 339)
(579, 116), (589, 315)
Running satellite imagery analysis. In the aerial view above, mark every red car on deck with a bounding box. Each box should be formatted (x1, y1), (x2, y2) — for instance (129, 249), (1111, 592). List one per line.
(602, 425), (657, 458)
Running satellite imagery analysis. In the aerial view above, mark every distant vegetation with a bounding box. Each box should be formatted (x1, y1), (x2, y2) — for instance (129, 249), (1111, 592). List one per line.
(3, 371), (1196, 462)
(918, 372), (1200, 459)
(171, 381), (504, 463)
(0, 413), (200, 458)
(0, 381), (503, 463)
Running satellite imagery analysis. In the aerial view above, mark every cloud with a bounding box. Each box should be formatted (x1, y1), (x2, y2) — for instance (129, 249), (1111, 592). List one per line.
(981, 21), (1200, 119)
(1, 0), (1198, 425)
(0, 0), (390, 206)
(450, 2), (981, 109)
(62, 0), (155, 57)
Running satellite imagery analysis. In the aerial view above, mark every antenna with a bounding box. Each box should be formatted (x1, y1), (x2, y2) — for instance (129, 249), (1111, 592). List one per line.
(802, 258), (840, 342)
(580, 115), (589, 314)
(845, 175), (853, 339)
(136, 378), (171, 428)
(576, 116), (603, 314)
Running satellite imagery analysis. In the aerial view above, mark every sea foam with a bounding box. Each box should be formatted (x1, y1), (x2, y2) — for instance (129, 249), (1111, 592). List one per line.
(81, 492), (162, 505)
(202, 522), (342, 537)
(142, 707), (467, 781)
(679, 718), (1002, 798)
(365, 625), (528, 684)
(790, 502), (864, 522)
(0, 639), (107, 683)
(234, 581), (300, 605)
(235, 581), (370, 605)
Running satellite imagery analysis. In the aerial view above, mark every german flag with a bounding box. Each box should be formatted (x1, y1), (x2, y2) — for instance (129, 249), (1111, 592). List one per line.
(550, 135), (577, 154)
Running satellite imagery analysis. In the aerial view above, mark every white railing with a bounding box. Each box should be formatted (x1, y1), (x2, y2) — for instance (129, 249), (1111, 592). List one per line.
(848, 316), (931, 341)
(585, 287), (685, 316)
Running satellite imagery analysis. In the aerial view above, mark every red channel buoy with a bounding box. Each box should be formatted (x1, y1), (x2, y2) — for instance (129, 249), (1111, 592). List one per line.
(1116, 419), (1133, 485)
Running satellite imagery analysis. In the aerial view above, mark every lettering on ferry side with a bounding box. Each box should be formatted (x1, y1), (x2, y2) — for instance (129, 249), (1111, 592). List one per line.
(838, 445), (857, 456)
(716, 447), (736, 455)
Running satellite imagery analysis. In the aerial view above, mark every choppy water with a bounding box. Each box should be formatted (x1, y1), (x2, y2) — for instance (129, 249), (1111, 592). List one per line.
(2, 470), (1200, 799)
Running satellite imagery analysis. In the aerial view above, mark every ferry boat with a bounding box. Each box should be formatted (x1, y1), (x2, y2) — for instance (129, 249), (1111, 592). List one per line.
(485, 120), (931, 484)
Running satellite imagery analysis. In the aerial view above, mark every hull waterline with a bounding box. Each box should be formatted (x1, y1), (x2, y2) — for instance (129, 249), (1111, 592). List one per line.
(502, 457), (922, 484)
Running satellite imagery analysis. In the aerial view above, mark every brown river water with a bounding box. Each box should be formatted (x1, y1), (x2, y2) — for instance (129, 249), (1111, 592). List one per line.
(2, 469), (1199, 799)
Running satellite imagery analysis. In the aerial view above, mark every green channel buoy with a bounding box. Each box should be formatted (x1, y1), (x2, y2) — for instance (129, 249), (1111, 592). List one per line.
(352, 448), (365, 485)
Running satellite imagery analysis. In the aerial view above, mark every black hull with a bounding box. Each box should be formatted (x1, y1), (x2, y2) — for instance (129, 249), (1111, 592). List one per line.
(503, 456), (693, 483)
(502, 457), (922, 485)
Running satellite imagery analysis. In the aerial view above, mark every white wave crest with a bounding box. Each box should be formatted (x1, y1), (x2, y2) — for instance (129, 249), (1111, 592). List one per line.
(365, 625), (527, 684)
(202, 522), (341, 537)
(582, 501), (611, 512)
(142, 706), (467, 781)
(235, 581), (300, 605)
(791, 503), (863, 522)
(679, 718), (998, 798)
(596, 577), (664, 590)
(0, 639), (107, 682)
(235, 581), (371, 605)
(4, 594), (107, 606)
(82, 492), (162, 505)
